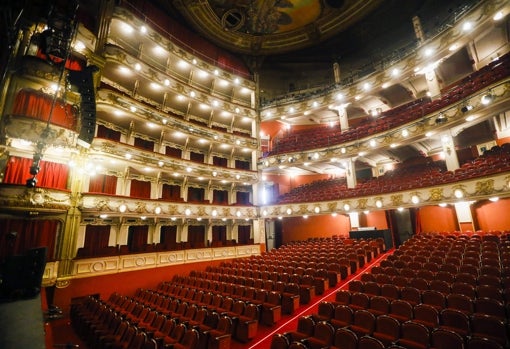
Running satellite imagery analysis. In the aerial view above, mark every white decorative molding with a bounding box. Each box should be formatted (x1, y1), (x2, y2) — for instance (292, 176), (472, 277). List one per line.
(64, 245), (260, 280)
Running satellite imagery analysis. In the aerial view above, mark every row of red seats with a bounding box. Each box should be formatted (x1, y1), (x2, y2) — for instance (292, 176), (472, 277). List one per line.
(267, 52), (510, 157)
(272, 304), (506, 349)
(277, 143), (510, 203)
(71, 295), (193, 349)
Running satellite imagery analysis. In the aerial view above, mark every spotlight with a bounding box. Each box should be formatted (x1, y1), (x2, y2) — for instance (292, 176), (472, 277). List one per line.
(30, 165), (40, 175)
(481, 93), (493, 105)
(26, 177), (38, 188)
(435, 113), (447, 124)
(460, 104), (473, 113)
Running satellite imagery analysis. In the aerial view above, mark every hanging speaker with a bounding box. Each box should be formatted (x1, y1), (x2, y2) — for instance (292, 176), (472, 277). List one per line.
(68, 66), (98, 147)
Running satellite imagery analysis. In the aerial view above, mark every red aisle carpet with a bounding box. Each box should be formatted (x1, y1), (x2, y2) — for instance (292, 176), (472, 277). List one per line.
(47, 251), (390, 349)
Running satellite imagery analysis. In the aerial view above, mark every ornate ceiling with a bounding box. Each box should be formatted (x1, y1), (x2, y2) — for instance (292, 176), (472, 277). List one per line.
(169, 0), (383, 56)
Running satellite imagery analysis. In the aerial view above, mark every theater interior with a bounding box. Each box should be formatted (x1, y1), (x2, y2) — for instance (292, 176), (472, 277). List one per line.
(0, 0), (510, 348)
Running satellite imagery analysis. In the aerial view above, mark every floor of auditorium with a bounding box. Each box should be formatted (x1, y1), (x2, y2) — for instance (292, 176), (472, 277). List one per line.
(46, 251), (390, 349)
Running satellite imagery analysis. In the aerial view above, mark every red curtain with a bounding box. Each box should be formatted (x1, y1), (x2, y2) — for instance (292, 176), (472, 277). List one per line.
(165, 146), (182, 158)
(213, 190), (228, 204)
(160, 225), (177, 249)
(35, 49), (84, 70)
(238, 225), (251, 245)
(188, 225), (205, 248)
(83, 225), (110, 255)
(236, 191), (251, 205)
(96, 124), (121, 141)
(0, 219), (58, 262)
(189, 151), (205, 163)
(235, 159), (250, 170)
(130, 179), (151, 198)
(161, 184), (181, 200)
(88, 174), (117, 194)
(187, 187), (205, 202)
(134, 137), (154, 151)
(212, 225), (226, 242)
(128, 225), (148, 252)
(3, 156), (68, 190)
(213, 156), (228, 167)
(12, 89), (77, 129)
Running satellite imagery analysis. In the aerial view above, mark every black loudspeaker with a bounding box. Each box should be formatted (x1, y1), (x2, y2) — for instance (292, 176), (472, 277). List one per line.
(0, 247), (47, 301)
(68, 65), (98, 146)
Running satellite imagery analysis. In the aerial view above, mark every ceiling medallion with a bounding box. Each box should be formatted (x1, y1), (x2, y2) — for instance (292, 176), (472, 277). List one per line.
(173, 0), (382, 55)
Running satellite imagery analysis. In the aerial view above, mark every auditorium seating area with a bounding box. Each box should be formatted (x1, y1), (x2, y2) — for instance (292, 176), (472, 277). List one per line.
(277, 144), (510, 204)
(70, 236), (385, 348)
(271, 232), (510, 349)
(266, 52), (510, 157)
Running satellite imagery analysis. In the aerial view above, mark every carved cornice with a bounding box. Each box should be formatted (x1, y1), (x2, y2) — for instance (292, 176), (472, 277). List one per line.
(260, 173), (510, 218)
(89, 138), (258, 184)
(2, 115), (79, 148)
(80, 193), (258, 220)
(0, 185), (72, 212)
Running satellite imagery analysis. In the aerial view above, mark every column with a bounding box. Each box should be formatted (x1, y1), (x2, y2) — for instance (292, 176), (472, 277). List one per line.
(425, 70), (441, 99)
(454, 202), (474, 232)
(206, 223), (213, 247)
(253, 218), (265, 245)
(345, 157), (357, 188)
(441, 132), (460, 171)
(335, 105), (349, 131)
(493, 111), (510, 141)
(349, 212), (360, 230)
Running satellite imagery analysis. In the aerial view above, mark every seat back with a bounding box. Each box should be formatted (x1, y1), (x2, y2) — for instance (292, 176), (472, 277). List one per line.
(400, 286), (421, 305)
(413, 303), (439, 329)
(400, 321), (430, 348)
(373, 314), (400, 345)
(358, 335), (386, 349)
(474, 298), (505, 319)
(431, 328), (465, 349)
(470, 313), (507, 346)
(467, 337), (504, 349)
(350, 292), (370, 310)
(335, 290), (351, 305)
(270, 333), (290, 349)
(317, 301), (335, 320)
(331, 304), (353, 328)
(179, 329), (199, 349)
(421, 290), (446, 310)
(369, 296), (389, 315)
(446, 293), (474, 314)
(389, 300), (413, 322)
(333, 327), (358, 349)
(440, 308), (470, 335)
